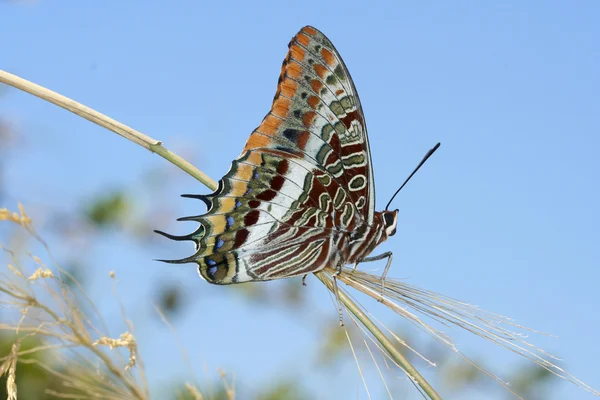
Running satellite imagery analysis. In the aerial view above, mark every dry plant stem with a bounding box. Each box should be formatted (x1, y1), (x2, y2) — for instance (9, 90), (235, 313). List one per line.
(0, 69), (217, 190)
(315, 272), (442, 400)
(0, 286), (147, 400)
(0, 69), (440, 399)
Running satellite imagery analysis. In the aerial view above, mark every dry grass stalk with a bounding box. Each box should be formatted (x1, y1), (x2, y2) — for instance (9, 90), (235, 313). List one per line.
(1, 205), (234, 399)
(0, 341), (19, 399)
(93, 332), (138, 371)
(321, 266), (600, 399)
(0, 204), (32, 227)
(1, 205), (149, 399)
(185, 383), (204, 400)
(218, 369), (235, 400)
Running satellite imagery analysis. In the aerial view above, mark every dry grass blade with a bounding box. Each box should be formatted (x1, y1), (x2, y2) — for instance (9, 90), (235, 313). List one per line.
(1, 205), (149, 399)
(0, 341), (19, 399)
(333, 267), (600, 398)
(316, 271), (442, 400)
(324, 286), (373, 399)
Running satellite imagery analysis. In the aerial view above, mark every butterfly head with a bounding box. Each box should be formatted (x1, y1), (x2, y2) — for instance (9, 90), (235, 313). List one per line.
(382, 209), (399, 237)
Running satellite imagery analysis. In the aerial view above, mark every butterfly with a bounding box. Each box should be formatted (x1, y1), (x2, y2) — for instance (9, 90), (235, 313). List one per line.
(153, 27), (600, 398)
(156, 26), (418, 285)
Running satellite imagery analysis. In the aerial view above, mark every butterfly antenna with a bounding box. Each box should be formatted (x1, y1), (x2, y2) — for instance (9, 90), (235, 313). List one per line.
(385, 142), (441, 211)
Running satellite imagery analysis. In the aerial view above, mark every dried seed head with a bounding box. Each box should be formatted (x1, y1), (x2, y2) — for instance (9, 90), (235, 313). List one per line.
(28, 267), (54, 281)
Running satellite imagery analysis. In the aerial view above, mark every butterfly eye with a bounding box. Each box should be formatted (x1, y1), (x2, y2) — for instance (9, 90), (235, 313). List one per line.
(383, 210), (398, 237)
(383, 212), (395, 227)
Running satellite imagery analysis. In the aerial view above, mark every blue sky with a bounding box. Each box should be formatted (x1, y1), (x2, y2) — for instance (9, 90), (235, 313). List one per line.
(1, 1), (599, 399)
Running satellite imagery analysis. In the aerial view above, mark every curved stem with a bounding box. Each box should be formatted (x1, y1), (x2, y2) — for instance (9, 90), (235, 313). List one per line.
(315, 272), (442, 400)
(0, 68), (441, 399)
(0, 69), (217, 190)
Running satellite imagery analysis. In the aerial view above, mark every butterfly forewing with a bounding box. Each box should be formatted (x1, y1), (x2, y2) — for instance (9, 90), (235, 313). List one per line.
(159, 26), (380, 284)
(245, 27), (374, 219)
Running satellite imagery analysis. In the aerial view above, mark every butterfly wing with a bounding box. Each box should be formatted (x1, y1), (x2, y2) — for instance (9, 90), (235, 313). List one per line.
(245, 26), (375, 223)
(159, 26), (376, 284)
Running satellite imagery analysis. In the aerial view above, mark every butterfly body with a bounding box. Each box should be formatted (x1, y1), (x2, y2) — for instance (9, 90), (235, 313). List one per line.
(158, 26), (398, 284)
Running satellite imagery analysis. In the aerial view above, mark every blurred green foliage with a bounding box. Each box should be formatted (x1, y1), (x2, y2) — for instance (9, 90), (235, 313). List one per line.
(84, 191), (130, 228)
(255, 381), (309, 400)
(0, 334), (85, 400)
(157, 283), (187, 318)
(171, 382), (232, 400)
(511, 363), (553, 400)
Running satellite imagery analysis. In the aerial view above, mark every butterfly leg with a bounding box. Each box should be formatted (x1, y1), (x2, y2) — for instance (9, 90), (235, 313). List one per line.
(332, 264), (344, 326)
(302, 274), (308, 286)
(378, 252), (393, 298)
(354, 252), (393, 300)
